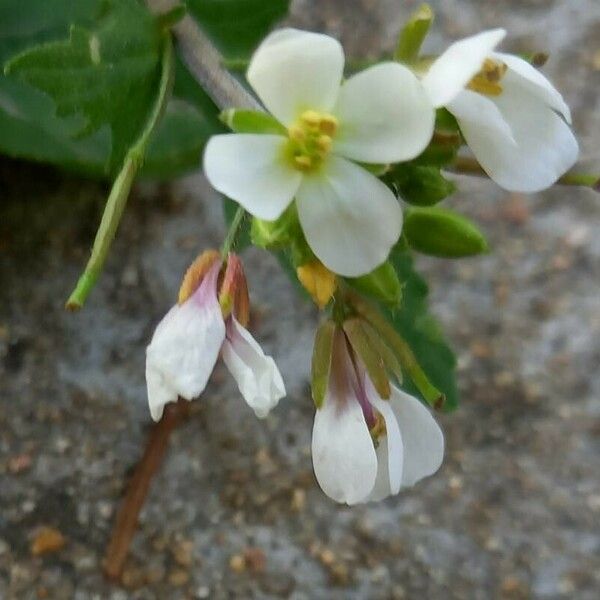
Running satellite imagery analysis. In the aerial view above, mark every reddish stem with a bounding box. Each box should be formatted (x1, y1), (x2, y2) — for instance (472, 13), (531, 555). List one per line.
(103, 399), (190, 581)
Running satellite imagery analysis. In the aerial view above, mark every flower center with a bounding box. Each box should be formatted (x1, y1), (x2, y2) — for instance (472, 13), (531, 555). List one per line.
(467, 58), (508, 97)
(286, 110), (338, 173)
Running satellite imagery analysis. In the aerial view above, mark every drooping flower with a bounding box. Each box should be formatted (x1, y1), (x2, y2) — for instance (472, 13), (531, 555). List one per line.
(420, 29), (578, 192)
(311, 328), (444, 504)
(204, 28), (435, 277)
(145, 251), (285, 421)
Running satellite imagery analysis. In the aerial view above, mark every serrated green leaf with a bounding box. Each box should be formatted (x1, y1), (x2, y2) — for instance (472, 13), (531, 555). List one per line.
(389, 248), (458, 410)
(385, 163), (456, 206)
(404, 207), (489, 258)
(187, 0), (290, 58)
(5, 0), (163, 171)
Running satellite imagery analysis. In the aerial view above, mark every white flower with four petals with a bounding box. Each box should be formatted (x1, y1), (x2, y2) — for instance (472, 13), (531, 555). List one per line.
(204, 28), (435, 277)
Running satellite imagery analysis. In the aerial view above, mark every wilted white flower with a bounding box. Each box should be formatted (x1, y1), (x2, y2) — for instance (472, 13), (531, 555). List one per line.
(145, 253), (285, 421)
(421, 29), (578, 192)
(204, 28), (435, 277)
(311, 329), (444, 504)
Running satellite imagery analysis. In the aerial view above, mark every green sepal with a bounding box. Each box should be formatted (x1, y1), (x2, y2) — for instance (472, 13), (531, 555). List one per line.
(251, 204), (299, 249)
(347, 291), (445, 409)
(220, 108), (286, 135)
(343, 318), (391, 400)
(346, 260), (402, 307)
(311, 320), (336, 408)
(361, 320), (403, 384)
(394, 4), (434, 64)
(385, 163), (456, 206)
(404, 207), (489, 258)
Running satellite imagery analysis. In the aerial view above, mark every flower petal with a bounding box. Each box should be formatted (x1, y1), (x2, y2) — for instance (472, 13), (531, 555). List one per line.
(455, 85), (579, 192)
(368, 394), (404, 502)
(296, 157), (402, 277)
(311, 330), (377, 504)
(333, 62), (435, 163)
(222, 316), (286, 418)
(389, 386), (444, 487)
(203, 134), (301, 220)
(447, 89), (516, 145)
(247, 28), (344, 126)
(145, 262), (226, 421)
(492, 52), (572, 123)
(422, 29), (506, 108)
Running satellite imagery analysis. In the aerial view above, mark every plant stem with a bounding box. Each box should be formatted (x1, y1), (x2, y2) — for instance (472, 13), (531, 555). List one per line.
(450, 156), (600, 192)
(103, 399), (190, 582)
(221, 205), (246, 257)
(65, 34), (175, 310)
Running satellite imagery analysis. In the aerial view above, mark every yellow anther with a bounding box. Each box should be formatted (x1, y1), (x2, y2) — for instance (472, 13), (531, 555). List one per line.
(468, 58), (508, 97)
(316, 134), (332, 154)
(300, 110), (321, 127)
(319, 115), (338, 136)
(288, 125), (306, 143)
(294, 155), (313, 171)
(370, 411), (387, 444)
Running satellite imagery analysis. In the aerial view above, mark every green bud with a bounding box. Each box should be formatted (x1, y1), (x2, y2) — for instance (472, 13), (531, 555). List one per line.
(385, 164), (456, 206)
(343, 318), (391, 400)
(394, 4), (434, 64)
(219, 109), (286, 135)
(404, 207), (489, 258)
(346, 260), (402, 307)
(311, 320), (336, 408)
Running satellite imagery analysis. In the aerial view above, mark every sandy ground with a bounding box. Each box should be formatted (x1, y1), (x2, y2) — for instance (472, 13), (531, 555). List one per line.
(1, 0), (599, 598)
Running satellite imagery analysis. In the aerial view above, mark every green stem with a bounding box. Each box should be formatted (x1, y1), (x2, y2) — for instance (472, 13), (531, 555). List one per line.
(220, 205), (246, 257)
(66, 35), (175, 310)
(451, 156), (600, 192)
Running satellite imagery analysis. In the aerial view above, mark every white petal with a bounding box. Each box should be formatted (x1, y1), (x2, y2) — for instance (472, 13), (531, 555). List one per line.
(145, 263), (226, 421)
(389, 386), (444, 487)
(311, 331), (377, 504)
(333, 62), (435, 163)
(422, 29), (506, 108)
(492, 52), (572, 123)
(456, 84), (579, 192)
(296, 157), (402, 277)
(222, 317), (286, 418)
(247, 28), (344, 126)
(368, 394), (404, 502)
(312, 390), (377, 504)
(447, 89), (516, 145)
(203, 134), (301, 220)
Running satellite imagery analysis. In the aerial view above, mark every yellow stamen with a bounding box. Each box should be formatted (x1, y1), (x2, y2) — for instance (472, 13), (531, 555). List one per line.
(294, 155), (313, 171)
(286, 110), (338, 173)
(467, 58), (508, 97)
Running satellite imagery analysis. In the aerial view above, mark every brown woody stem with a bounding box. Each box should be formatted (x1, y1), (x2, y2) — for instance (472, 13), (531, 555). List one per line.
(103, 399), (190, 581)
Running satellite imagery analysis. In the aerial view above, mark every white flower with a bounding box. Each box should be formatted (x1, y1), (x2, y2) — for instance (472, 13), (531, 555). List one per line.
(146, 258), (285, 421)
(204, 28), (435, 277)
(421, 29), (578, 192)
(311, 330), (444, 504)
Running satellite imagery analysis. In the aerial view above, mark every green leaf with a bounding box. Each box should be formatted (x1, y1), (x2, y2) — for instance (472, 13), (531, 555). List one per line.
(5, 0), (163, 171)
(385, 163), (456, 206)
(389, 248), (458, 410)
(404, 207), (489, 257)
(346, 260), (402, 307)
(187, 0), (290, 58)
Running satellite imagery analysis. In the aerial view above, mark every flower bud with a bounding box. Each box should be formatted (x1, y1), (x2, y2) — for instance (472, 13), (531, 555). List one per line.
(297, 260), (336, 309)
(178, 249), (221, 304)
(219, 253), (250, 327)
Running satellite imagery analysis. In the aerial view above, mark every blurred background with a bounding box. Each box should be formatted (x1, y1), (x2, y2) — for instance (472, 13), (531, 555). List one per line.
(1, 0), (599, 598)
